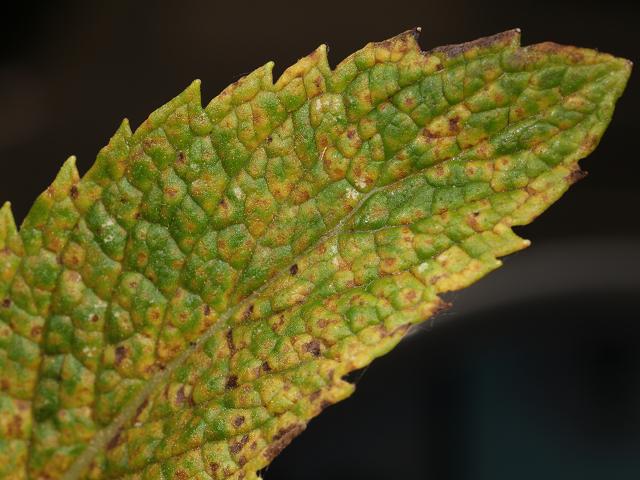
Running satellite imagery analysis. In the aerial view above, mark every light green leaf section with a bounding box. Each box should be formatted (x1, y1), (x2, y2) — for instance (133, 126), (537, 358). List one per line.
(0, 29), (630, 479)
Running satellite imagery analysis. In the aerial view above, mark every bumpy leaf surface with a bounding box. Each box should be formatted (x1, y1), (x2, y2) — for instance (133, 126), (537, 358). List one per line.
(0, 30), (630, 479)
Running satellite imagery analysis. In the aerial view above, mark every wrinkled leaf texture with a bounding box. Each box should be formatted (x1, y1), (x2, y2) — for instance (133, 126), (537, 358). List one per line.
(0, 29), (631, 480)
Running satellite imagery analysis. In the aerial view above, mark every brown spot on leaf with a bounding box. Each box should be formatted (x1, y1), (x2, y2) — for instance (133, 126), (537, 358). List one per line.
(262, 361), (272, 373)
(176, 385), (187, 405)
(177, 151), (186, 164)
(233, 416), (245, 428)
(7, 414), (22, 436)
(448, 116), (461, 133)
(175, 470), (188, 480)
(303, 340), (321, 357)
(230, 434), (249, 454)
(115, 346), (127, 365)
(2, 298), (11, 308)
(133, 399), (149, 422)
(164, 186), (179, 198)
(225, 375), (239, 390)
(404, 290), (418, 302)
(106, 428), (122, 450)
(226, 329), (235, 354)
(383, 257), (398, 269)
(70, 185), (79, 199)
(467, 211), (482, 232)
(252, 109), (264, 125)
(289, 263), (298, 275)
(204, 304), (211, 316)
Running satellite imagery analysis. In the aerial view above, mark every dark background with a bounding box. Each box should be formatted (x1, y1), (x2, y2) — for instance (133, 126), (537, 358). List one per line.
(1, 1), (639, 478)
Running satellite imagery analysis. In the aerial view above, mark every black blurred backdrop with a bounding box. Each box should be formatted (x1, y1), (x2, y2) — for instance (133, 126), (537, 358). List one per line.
(1, 1), (639, 478)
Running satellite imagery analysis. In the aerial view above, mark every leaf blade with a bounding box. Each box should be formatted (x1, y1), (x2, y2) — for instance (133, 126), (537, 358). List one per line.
(0, 29), (630, 480)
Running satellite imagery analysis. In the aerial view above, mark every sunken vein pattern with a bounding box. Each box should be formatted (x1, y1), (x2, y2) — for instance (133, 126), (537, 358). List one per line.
(0, 29), (630, 480)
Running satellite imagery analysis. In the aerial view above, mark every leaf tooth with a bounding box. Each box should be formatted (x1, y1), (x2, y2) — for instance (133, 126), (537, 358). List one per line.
(0, 201), (16, 244)
(371, 28), (422, 59)
(274, 44), (330, 91)
(34, 155), (80, 206)
(18, 155), (80, 254)
(50, 155), (81, 200)
(205, 62), (275, 123)
(84, 118), (133, 187)
(131, 79), (204, 143)
(0, 201), (22, 254)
